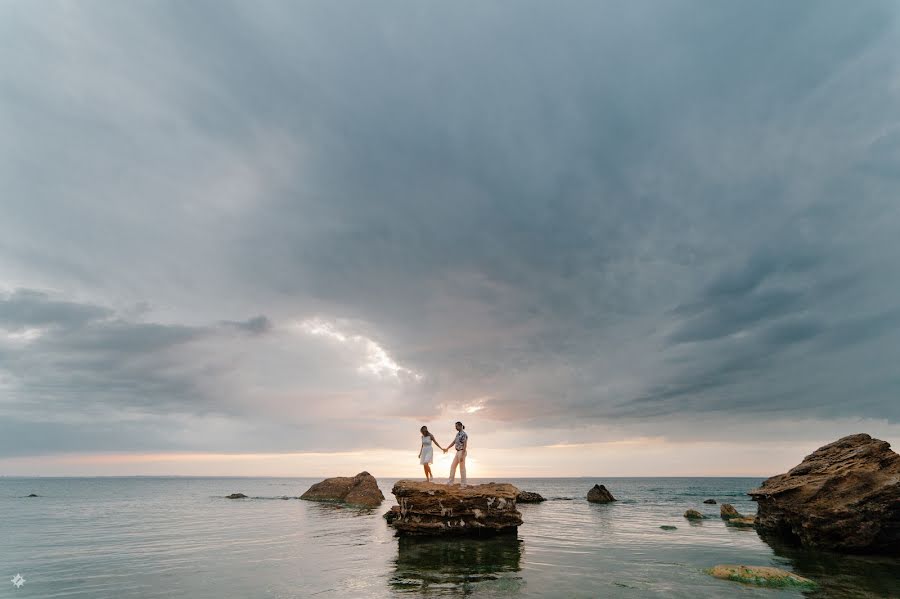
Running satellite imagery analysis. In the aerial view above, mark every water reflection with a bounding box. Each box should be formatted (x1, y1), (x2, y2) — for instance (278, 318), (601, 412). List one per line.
(760, 533), (900, 598)
(390, 534), (523, 595)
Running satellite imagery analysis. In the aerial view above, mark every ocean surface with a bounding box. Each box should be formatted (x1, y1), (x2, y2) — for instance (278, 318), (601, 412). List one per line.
(1, 477), (898, 598)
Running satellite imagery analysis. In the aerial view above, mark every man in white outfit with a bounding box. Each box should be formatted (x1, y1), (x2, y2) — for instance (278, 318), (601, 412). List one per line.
(445, 421), (468, 486)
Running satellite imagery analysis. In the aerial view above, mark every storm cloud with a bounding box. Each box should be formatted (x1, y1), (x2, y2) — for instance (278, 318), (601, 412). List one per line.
(1, 1), (899, 464)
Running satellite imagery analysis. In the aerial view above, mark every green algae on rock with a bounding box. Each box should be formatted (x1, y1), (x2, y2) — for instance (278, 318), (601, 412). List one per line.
(706, 565), (816, 589)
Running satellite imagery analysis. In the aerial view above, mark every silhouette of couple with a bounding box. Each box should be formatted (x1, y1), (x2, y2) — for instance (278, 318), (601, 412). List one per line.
(418, 421), (468, 485)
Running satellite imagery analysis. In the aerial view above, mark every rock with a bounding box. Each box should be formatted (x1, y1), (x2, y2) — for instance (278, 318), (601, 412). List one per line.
(706, 565), (816, 589)
(516, 491), (546, 503)
(703, 499), (717, 504)
(300, 471), (385, 508)
(586, 484), (616, 503)
(226, 493), (248, 499)
(384, 505), (401, 524)
(660, 525), (677, 530)
(388, 481), (522, 535)
(749, 433), (900, 554)
(720, 504), (741, 520)
(26, 493), (39, 497)
(684, 509), (705, 520)
(726, 516), (757, 528)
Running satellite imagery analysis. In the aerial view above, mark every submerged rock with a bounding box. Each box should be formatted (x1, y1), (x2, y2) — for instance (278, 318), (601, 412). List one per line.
(26, 493), (39, 498)
(300, 471), (385, 508)
(660, 525), (677, 530)
(720, 504), (741, 520)
(684, 509), (705, 520)
(749, 433), (900, 554)
(706, 565), (815, 589)
(726, 516), (757, 528)
(226, 493), (248, 499)
(388, 481), (522, 535)
(703, 499), (717, 504)
(586, 484), (616, 503)
(516, 491), (546, 503)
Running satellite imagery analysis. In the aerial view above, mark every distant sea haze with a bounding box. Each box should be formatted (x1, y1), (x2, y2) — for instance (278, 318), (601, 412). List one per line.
(4, 476), (899, 597)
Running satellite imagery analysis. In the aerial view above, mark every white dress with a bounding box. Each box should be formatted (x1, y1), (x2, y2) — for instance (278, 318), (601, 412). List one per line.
(419, 435), (434, 465)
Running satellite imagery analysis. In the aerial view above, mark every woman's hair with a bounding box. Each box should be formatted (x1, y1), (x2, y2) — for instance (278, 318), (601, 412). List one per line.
(420, 425), (429, 435)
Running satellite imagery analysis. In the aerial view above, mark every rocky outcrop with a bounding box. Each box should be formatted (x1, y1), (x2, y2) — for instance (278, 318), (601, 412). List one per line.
(300, 471), (385, 508)
(703, 498), (717, 504)
(516, 491), (546, 503)
(706, 565), (815, 589)
(720, 504), (741, 520)
(388, 481), (523, 535)
(226, 493), (247, 499)
(684, 509), (705, 520)
(586, 484), (616, 503)
(749, 433), (900, 554)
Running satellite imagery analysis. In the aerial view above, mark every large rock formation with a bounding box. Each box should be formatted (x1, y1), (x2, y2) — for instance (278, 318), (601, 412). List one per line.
(300, 471), (385, 507)
(388, 481), (523, 535)
(749, 433), (900, 554)
(586, 484), (616, 503)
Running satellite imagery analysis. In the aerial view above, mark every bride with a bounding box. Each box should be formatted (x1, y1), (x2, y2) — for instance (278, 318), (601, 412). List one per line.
(418, 426), (446, 482)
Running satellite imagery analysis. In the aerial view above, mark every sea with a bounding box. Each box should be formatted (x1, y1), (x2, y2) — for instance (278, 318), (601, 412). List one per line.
(1, 477), (898, 598)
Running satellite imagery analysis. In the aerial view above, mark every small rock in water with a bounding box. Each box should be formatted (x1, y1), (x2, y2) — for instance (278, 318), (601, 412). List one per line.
(516, 491), (546, 503)
(720, 504), (741, 520)
(300, 471), (384, 507)
(26, 493), (39, 497)
(586, 484), (616, 503)
(660, 525), (677, 530)
(684, 509), (705, 520)
(703, 499), (717, 504)
(706, 565), (816, 589)
(226, 493), (248, 499)
(726, 516), (757, 528)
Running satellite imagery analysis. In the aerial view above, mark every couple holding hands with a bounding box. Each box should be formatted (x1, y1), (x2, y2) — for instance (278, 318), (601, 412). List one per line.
(418, 421), (468, 485)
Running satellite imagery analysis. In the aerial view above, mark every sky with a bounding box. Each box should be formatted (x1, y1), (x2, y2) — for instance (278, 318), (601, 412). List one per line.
(1, 1), (899, 478)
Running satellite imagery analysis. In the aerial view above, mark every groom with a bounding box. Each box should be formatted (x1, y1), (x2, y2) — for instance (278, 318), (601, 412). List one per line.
(444, 421), (468, 486)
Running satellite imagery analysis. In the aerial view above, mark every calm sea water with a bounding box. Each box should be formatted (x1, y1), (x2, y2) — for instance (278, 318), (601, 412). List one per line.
(1, 477), (897, 598)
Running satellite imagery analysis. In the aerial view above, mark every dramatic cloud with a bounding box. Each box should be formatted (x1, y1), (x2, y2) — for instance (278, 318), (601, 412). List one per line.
(1, 1), (899, 473)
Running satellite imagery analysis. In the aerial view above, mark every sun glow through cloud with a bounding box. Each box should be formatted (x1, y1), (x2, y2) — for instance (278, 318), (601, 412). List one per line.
(295, 318), (422, 380)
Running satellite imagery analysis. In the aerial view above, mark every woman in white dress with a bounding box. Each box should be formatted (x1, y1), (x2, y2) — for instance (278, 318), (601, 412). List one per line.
(418, 426), (446, 482)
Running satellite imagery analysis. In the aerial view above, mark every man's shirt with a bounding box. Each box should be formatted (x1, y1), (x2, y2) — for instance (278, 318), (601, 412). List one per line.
(453, 430), (468, 451)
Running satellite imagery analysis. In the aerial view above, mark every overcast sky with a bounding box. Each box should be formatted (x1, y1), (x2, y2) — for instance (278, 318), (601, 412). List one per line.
(2, 1), (899, 477)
